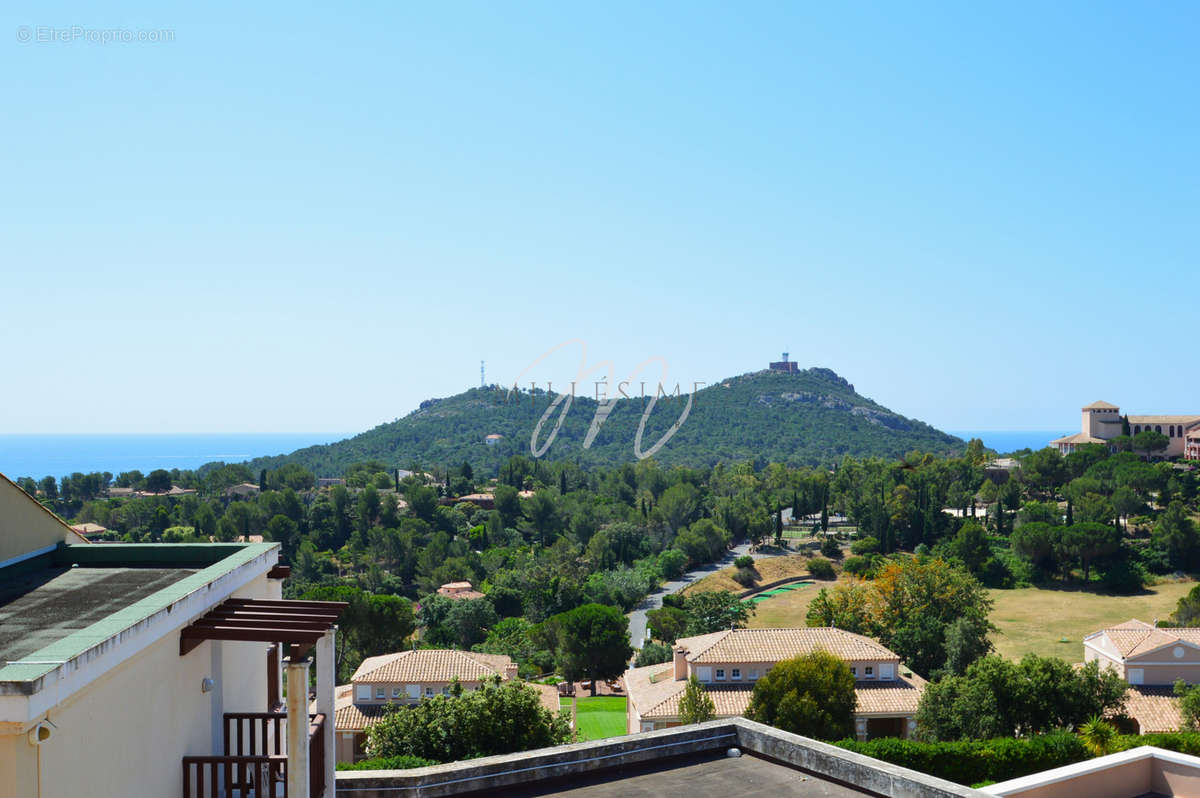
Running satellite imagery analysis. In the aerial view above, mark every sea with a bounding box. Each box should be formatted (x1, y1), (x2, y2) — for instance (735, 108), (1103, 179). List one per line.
(947, 431), (1068, 455)
(0, 429), (1067, 481)
(0, 433), (351, 481)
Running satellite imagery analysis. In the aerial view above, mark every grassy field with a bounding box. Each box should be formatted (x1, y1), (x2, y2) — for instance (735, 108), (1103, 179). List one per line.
(738, 574), (1199, 663)
(561, 695), (627, 740)
(745, 577), (840, 628)
(682, 553), (818, 596)
(987, 578), (1197, 661)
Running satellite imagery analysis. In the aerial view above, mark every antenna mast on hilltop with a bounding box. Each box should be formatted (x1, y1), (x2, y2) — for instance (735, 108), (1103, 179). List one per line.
(480, 360), (485, 388)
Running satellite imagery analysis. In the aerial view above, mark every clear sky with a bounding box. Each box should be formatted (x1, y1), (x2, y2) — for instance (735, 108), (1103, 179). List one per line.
(1, 1), (1195, 435)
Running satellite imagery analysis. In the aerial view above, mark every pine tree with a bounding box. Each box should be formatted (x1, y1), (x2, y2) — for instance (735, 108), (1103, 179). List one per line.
(677, 675), (716, 724)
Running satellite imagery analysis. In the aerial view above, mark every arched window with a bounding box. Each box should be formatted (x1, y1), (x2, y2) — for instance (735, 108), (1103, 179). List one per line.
(1170, 425), (1176, 437)
(1135, 425), (1141, 434)
(1156, 425), (1163, 434)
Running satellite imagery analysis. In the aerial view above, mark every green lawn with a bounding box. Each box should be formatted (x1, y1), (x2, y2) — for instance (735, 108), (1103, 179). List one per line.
(988, 578), (1198, 661)
(561, 695), (627, 740)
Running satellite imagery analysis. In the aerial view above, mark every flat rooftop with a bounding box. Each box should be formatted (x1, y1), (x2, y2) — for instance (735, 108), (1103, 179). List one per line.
(0, 542), (277, 691)
(480, 751), (871, 797)
(0, 565), (197, 665)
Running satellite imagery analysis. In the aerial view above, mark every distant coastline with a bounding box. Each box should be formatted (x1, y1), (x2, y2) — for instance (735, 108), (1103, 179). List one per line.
(1, 429), (1067, 481)
(947, 430), (1067, 454)
(0, 433), (350, 480)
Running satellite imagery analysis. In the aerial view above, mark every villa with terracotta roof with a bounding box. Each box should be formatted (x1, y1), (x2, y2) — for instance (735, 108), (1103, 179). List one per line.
(437, 580), (487, 600)
(624, 627), (926, 741)
(334, 648), (558, 762)
(1051, 401), (1200, 457)
(1083, 619), (1200, 734)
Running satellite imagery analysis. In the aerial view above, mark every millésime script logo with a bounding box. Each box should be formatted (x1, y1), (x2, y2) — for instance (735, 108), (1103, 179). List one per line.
(505, 340), (705, 460)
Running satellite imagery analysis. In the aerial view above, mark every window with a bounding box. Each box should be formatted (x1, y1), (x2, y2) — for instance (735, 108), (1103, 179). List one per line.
(696, 667), (712, 683)
(880, 663), (895, 680)
(849, 667), (857, 677)
(715, 669), (725, 681)
(392, 687), (402, 698)
(731, 669), (741, 680)
(864, 666), (874, 678)
(1129, 668), (1145, 685)
(356, 685), (371, 702)
(406, 684), (420, 700)
(748, 670), (759, 681)
(442, 687), (451, 696)
(375, 687), (386, 699)
(425, 687), (435, 697)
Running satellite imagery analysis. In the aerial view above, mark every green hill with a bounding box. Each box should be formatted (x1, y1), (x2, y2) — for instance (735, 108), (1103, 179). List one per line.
(245, 367), (962, 476)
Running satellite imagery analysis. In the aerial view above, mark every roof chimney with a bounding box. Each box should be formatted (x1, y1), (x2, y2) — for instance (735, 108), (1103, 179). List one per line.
(673, 646), (689, 681)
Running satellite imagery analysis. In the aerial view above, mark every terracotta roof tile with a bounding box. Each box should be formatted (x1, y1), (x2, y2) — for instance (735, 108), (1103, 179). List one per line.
(679, 628), (898, 664)
(631, 676), (924, 720)
(1122, 686), (1182, 734)
(855, 672), (926, 715)
(351, 649), (513, 683)
(1095, 620), (1200, 659)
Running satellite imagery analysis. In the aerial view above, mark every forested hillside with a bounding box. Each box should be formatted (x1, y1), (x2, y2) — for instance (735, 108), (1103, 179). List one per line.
(246, 368), (961, 476)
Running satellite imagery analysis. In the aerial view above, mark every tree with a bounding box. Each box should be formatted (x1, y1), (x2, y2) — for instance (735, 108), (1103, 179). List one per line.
(1175, 680), (1200, 732)
(805, 580), (876, 634)
(1172, 584), (1200, 626)
(744, 650), (856, 740)
(144, 469), (172, 493)
(535, 604), (632, 696)
(678, 675), (716, 724)
(915, 655), (1126, 741)
(1154, 501), (1200, 570)
(872, 558), (994, 676)
(1133, 430), (1170, 457)
(365, 675), (573, 763)
(948, 521), (990, 576)
(634, 641), (674, 668)
(646, 606), (689, 643)
(683, 591), (754, 635)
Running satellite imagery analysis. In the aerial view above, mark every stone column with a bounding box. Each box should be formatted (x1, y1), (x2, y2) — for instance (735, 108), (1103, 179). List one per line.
(286, 654), (311, 798)
(316, 630), (336, 798)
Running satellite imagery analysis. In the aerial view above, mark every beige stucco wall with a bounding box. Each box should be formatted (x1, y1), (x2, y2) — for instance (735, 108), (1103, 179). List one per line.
(0, 476), (72, 565)
(1153, 757), (1200, 794)
(996, 758), (1150, 798)
(0, 572), (278, 798)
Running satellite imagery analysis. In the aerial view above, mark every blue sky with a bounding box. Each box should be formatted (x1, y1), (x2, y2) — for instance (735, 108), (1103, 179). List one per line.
(1, 1), (1195, 435)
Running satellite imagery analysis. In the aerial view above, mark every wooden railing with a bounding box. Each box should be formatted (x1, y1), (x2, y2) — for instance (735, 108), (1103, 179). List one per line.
(182, 755), (286, 798)
(225, 712), (286, 757)
(309, 714), (326, 798)
(183, 712), (327, 798)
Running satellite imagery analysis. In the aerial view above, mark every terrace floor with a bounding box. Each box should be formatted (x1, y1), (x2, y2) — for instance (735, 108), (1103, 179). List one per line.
(477, 751), (874, 797)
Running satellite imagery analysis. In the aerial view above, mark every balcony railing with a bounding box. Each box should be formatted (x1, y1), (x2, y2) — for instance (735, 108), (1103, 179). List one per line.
(183, 711), (326, 798)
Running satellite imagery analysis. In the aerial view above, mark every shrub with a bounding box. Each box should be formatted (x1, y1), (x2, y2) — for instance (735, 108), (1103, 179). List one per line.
(850, 536), (879, 556)
(732, 566), (758, 587)
(838, 732), (1200, 786)
(820, 536), (842, 559)
(807, 558), (835, 579)
(842, 555), (873, 577)
(836, 733), (1087, 786)
(734, 555), (755, 569)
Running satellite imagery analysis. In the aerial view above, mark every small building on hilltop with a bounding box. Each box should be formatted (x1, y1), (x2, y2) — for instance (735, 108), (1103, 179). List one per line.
(437, 581), (486, 600)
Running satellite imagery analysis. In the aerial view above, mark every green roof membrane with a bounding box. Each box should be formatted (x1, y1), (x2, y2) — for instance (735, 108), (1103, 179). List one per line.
(0, 542), (276, 690)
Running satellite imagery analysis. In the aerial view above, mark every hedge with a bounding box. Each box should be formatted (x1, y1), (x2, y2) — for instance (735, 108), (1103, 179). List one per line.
(836, 733), (1200, 787)
(337, 755), (438, 771)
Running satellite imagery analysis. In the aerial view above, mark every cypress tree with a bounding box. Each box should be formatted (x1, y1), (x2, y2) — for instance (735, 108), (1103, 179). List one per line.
(258, 468), (267, 492)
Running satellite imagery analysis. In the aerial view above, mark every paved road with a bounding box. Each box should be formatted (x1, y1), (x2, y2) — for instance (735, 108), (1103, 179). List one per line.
(627, 543), (772, 649)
